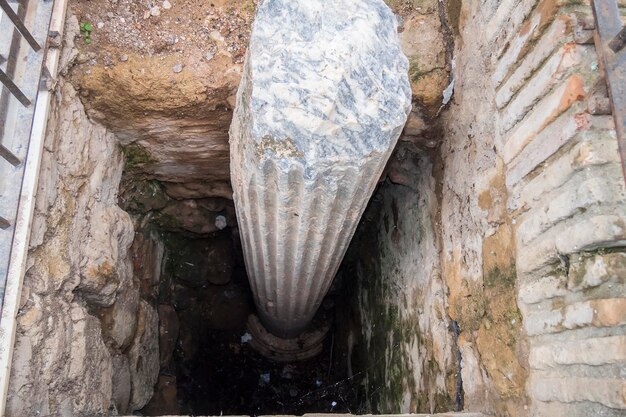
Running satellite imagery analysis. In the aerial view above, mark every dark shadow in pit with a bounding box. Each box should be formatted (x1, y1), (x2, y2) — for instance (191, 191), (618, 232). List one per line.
(140, 230), (362, 416)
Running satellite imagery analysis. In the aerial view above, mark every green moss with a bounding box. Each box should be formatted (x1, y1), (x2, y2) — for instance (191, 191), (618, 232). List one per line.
(123, 143), (156, 168)
(121, 179), (169, 214)
(408, 57), (424, 84)
(484, 265), (516, 289)
(152, 212), (181, 231)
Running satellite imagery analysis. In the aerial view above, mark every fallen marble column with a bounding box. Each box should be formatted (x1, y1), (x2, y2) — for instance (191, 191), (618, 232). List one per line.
(230, 0), (411, 338)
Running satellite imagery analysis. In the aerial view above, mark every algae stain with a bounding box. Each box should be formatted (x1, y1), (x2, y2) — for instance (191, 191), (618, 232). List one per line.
(123, 143), (156, 168)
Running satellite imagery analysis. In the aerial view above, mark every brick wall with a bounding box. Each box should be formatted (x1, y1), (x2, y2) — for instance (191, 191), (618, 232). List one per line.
(488, 0), (626, 415)
(438, 0), (625, 415)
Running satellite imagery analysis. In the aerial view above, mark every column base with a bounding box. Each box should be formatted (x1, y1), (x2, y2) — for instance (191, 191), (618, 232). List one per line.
(246, 314), (330, 362)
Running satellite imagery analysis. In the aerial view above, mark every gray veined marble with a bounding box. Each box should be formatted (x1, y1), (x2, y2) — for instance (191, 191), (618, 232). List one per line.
(230, 0), (412, 338)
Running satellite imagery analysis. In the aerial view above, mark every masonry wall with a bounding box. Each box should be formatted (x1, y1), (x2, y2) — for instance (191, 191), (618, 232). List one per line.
(342, 145), (458, 414)
(442, 1), (626, 416)
(492, 0), (626, 415)
(348, 0), (626, 416)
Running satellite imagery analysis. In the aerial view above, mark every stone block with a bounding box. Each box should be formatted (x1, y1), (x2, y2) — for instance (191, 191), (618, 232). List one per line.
(529, 335), (626, 369)
(517, 213), (626, 277)
(499, 43), (592, 132)
(530, 375), (626, 409)
(128, 300), (159, 411)
(111, 354), (131, 414)
(518, 274), (567, 305)
(495, 16), (575, 108)
(531, 401), (626, 417)
(516, 168), (626, 246)
(491, 0), (567, 86)
(508, 122), (618, 207)
(523, 298), (626, 335)
(503, 74), (588, 164)
(568, 252), (626, 291)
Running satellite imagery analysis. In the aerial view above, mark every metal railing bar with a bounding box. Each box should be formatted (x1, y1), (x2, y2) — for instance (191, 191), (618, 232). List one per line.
(0, 68), (30, 106)
(592, 0), (626, 183)
(609, 26), (626, 52)
(0, 144), (20, 166)
(0, 0), (41, 52)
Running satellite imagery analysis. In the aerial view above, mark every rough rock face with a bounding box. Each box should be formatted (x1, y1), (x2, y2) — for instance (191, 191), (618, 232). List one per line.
(6, 20), (160, 415)
(70, 0), (254, 200)
(230, 0), (412, 337)
(6, 79), (130, 416)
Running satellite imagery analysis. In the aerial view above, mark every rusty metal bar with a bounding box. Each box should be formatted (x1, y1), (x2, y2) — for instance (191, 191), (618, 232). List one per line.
(0, 0), (41, 52)
(591, 0), (626, 182)
(0, 144), (20, 166)
(0, 68), (30, 106)
(609, 26), (626, 52)
(0, 0), (54, 321)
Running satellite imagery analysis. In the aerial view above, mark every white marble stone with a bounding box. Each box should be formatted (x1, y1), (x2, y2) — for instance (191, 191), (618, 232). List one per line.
(230, 0), (411, 337)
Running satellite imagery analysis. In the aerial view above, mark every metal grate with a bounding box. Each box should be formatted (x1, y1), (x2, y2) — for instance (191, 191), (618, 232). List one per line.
(591, 0), (626, 182)
(0, 0), (55, 315)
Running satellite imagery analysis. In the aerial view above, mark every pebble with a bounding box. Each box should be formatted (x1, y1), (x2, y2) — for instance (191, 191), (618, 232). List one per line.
(259, 373), (270, 386)
(162, 0), (172, 10)
(209, 30), (224, 43)
(150, 6), (161, 17)
(215, 215), (227, 230)
(97, 21), (104, 29)
(205, 51), (215, 61)
(240, 332), (252, 344)
(172, 63), (183, 73)
(119, 54), (129, 62)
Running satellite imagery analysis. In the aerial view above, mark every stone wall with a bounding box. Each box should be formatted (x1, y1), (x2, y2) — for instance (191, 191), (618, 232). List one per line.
(342, 147), (458, 414)
(345, 0), (625, 416)
(5, 19), (161, 415)
(494, 0), (626, 415)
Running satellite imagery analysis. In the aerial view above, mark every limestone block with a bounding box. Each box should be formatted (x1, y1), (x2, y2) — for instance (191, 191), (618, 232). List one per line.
(495, 16), (574, 107)
(567, 253), (626, 291)
(518, 275), (567, 305)
(530, 375), (626, 409)
(230, 0), (411, 336)
(529, 335), (626, 369)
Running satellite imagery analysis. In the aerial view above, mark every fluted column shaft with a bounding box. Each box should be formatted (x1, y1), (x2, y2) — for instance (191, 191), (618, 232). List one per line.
(229, 0), (411, 338)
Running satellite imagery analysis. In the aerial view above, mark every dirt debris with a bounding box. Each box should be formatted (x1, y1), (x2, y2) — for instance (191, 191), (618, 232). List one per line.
(70, 0), (254, 65)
